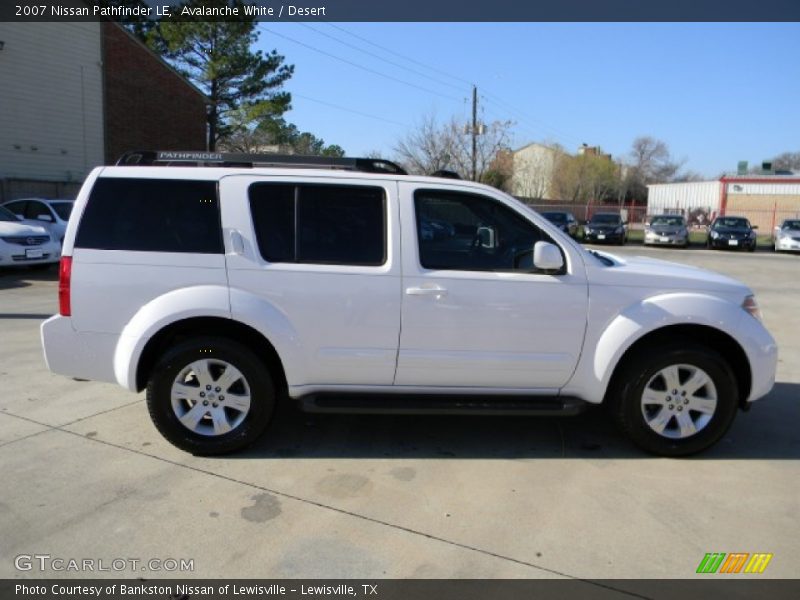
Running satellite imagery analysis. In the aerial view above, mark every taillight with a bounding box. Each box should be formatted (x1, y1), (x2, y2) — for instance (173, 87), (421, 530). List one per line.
(58, 256), (72, 316)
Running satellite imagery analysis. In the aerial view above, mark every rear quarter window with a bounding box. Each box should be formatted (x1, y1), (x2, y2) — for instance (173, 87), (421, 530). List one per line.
(75, 178), (222, 253)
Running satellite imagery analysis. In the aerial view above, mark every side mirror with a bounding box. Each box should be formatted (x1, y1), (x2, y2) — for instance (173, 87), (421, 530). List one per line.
(752, 225), (759, 230)
(37, 214), (54, 222)
(644, 221), (650, 227)
(533, 241), (564, 272)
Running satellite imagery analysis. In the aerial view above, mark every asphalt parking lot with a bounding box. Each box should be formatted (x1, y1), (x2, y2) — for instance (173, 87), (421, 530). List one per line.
(1, 246), (798, 581)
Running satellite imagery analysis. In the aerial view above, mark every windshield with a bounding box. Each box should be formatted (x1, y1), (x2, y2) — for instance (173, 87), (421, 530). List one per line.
(650, 216), (685, 226)
(713, 218), (749, 229)
(589, 214), (621, 225)
(542, 212), (567, 223)
(51, 201), (73, 221)
(782, 219), (800, 229)
(0, 206), (20, 222)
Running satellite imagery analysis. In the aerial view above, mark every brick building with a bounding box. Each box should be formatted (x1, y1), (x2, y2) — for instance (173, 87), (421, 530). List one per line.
(0, 17), (206, 202)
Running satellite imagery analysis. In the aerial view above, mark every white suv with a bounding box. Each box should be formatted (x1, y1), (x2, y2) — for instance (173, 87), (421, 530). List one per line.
(41, 152), (778, 456)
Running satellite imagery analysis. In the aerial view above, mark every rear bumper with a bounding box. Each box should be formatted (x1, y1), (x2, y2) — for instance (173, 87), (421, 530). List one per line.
(40, 315), (120, 384)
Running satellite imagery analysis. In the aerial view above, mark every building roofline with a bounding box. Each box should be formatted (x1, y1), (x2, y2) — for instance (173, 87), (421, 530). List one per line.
(512, 141), (567, 154)
(106, 21), (208, 104)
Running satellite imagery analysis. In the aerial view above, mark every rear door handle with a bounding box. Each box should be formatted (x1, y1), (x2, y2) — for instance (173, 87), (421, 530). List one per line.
(406, 285), (448, 298)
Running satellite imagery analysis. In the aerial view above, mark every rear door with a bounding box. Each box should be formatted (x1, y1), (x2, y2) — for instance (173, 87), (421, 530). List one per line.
(220, 175), (402, 390)
(395, 182), (588, 390)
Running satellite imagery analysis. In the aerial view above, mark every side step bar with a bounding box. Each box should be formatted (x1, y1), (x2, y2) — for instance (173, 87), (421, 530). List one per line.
(298, 394), (587, 416)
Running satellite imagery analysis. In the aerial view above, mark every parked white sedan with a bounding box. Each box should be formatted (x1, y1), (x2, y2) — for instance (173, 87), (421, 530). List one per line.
(774, 219), (800, 252)
(0, 206), (61, 267)
(2, 198), (74, 245)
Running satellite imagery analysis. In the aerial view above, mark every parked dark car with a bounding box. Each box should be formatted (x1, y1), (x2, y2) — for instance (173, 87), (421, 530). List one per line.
(540, 211), (579, 238)
(583, 212), (627, 245)
(706, 216), (757, 252)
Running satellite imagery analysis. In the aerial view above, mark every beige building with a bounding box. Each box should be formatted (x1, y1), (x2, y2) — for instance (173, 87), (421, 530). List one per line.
(0, 21), (105, 200)
(511, 142), (564, 200)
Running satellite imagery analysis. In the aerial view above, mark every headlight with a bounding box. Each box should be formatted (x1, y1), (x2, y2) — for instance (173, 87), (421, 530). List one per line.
(742, 295), (762, 321)
(710, 231), (719, 239)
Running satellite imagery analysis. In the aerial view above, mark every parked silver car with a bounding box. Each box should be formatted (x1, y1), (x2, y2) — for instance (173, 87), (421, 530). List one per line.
(773, 219), (800, 253)
(644, 215), (689, 247)
(2, 198), (74, 245)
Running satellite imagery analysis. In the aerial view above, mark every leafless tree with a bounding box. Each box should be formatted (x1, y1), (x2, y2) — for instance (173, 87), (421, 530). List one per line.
(394, 113), (513, 182)
(772, 151), (800, 171)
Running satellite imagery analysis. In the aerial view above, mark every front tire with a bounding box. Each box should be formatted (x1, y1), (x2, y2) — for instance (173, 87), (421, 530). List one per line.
(146, 337), (275, 455)
(608, 343), (738, 456)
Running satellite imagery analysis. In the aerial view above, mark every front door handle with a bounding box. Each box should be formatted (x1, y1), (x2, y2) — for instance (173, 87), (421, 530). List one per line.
(406, 285), (448, 298)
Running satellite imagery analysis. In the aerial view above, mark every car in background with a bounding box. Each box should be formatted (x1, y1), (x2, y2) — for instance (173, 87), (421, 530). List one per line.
(583, 212), (627, 244)
(706, 216), (757, 252)
(2, 198), (74, 245)
(0, 206), (61, 268)
(540, 210), (579, 238)
(644, 214), (689, 248)
(773, 219), (800, 252)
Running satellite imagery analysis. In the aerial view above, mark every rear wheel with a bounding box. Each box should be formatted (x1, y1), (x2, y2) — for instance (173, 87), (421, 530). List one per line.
(608, 343), (739, 456)
(146, 337), (275, 455)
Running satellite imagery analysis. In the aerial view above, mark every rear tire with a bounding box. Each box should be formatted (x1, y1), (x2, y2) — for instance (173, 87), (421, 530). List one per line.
(146, 337), (275, 455)
(607, 342), (739, 456)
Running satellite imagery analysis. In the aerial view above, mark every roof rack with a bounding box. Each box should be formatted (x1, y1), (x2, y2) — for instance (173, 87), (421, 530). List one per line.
(116, 150), (408, 175)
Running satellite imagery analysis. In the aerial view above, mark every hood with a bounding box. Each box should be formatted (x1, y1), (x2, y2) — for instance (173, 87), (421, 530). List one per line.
(587, 252), (750, 295)
(0, 221), (49, 237)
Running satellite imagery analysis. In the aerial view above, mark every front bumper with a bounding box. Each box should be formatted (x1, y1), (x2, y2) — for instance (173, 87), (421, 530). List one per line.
(0, 241), (60, 265)
(708, 236), (755, 250)
(775, 237), (800, 252)
(584, 230), (624, 243)
(738, 312), (778, 404)
(644, 232), (688, 246)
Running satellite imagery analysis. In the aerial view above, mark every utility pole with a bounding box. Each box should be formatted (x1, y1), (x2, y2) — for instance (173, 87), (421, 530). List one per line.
(471, 84), (478, 181)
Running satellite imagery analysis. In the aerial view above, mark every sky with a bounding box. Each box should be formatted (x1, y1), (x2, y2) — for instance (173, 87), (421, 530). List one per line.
(254, 22), (800, 179)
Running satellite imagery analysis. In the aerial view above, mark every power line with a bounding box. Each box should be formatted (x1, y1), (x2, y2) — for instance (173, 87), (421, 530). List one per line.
(259, 25), (462, 103)
(292, 93), (409, 128)
(316, 23), (583, 149)
(297, 22), (466, 93)
(322, 21), (473, 88)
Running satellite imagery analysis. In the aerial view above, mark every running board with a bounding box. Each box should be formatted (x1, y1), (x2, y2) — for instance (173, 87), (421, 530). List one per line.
(298, 394), (587, 416)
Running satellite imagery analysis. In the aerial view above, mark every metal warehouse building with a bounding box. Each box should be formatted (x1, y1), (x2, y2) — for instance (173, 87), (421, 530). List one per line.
(648, 175), (800, 230)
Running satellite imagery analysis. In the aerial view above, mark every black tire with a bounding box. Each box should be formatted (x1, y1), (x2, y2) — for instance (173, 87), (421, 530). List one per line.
(607, 342), (738, 456)
(146, 337), (275, 455)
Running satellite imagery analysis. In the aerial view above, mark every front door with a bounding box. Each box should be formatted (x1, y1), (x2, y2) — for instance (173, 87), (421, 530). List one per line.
(395, 184), (588, 390)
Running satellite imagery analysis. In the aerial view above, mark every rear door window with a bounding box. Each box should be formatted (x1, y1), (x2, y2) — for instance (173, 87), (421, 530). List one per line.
(75, 178), (222, 253)
(249, 183), (386, 266)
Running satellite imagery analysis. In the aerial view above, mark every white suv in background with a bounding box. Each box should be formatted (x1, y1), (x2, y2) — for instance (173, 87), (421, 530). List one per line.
(41, 152), (777, 456)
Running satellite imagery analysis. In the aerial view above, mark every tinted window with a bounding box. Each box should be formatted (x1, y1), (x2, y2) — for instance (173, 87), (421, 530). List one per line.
(249, 183), (386, 266)
(589, 214), (622, 225)
(75, 178), (222, 253)
(51, 202), (74, 221)
(25, 201), (52, 220)
(4, 201), (26, 218)
(0, 206), (20, 222)
(415, 190), (548, 272)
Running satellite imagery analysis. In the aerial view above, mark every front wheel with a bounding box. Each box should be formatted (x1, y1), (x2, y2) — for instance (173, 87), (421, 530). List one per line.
(608, 343), (738, 456)
(146, 337), (275, 455)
